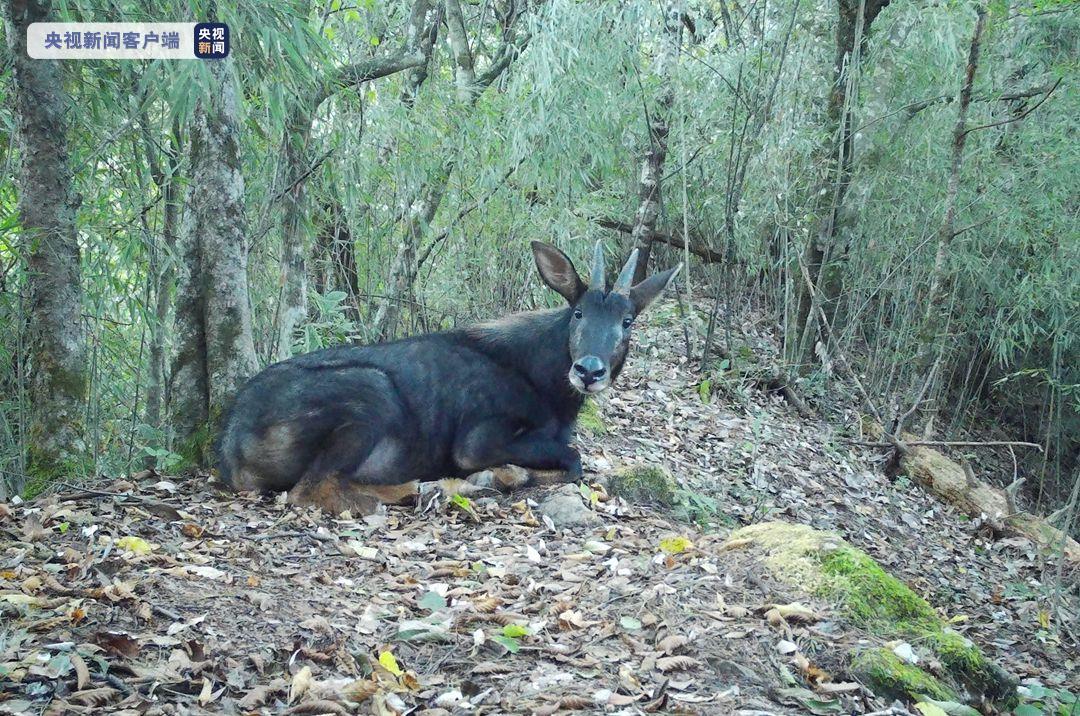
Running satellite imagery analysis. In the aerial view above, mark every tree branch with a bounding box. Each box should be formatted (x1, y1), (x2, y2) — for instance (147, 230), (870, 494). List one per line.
(313, 51), (427, 107)
(474, 32), (531, 90)
(850, 440), (1043, 451)
(964, 77), (1062, 134)
(590, 216), (724, 263)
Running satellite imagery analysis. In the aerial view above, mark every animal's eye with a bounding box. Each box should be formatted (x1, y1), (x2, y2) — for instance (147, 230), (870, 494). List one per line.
(622, 317), (633, 329)
(573, 308), (583, 319)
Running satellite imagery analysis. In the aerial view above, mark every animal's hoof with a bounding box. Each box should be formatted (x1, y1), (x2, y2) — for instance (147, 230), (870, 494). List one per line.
(489, 465), (531, 490)
(529, 468), (578, 485)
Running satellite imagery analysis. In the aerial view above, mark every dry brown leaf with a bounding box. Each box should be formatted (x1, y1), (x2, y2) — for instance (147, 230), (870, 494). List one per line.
(768, 603), (819, 622)
(794, 651), (831, 684)
(284, 700), (351, 715)
(94, 630), (141, 658)
(22, 514), (49, 541)
(181, 523), (204, 538)
(68, 687), (119, 707)
(471, 661), (515, 675)
(655, 655), (700, 672)
(608, 692), (643, 706)
(239, 684), (276, 709)
(343, 678), (380, 703)
(557, 694), (593, 710)
(656, 634), (689, 654)
(815, 681), (861, 694)
(70, 652), (90, 690)
(197, 677), (213, 706)
(472, 596), (500, 613)
(717, 537), (753, 551)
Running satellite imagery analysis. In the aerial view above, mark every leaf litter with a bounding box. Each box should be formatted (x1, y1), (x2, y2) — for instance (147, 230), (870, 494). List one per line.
(0, 308), (1076, 714)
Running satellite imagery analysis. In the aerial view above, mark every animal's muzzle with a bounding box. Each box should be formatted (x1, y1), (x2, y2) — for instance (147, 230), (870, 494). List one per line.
(572, 356), (608, 392)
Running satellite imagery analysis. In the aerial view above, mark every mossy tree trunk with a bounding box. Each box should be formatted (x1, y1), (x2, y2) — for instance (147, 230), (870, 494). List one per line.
(3, 0), (89, 493)
(169, 57), (258, 466)
(793, 0), (891, 366)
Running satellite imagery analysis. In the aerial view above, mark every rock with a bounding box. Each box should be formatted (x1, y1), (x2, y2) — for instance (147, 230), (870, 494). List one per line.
(539, 484), (599, 528)
(605, 464), (678, 507)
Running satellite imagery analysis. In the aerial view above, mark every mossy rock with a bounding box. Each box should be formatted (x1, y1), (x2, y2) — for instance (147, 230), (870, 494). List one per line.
(606, 464), (677, 508)
(576, 399), (607, 435)
(722, 522), (1018, 707)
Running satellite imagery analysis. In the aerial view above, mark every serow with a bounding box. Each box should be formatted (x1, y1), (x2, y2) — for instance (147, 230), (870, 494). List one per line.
(217, 241), (680, 513)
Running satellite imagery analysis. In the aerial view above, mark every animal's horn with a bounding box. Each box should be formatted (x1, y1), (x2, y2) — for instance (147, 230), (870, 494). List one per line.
(589, 241), (606, 291)
(613, 248), (639, 294)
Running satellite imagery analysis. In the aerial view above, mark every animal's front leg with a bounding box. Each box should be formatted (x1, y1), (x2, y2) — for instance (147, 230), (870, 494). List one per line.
(454, 419), (582, 479)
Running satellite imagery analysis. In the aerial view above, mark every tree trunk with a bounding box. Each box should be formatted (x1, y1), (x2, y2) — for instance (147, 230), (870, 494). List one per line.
(274, 109), (313, 360)
(371, 4), (528, 339)
(3, 0), (89, 492)
(141, 117), (182, 442)
(793, 0), (891, 365)
(905, 4), (986, 436)
(169, 57), (258, 465)
(314, 200), (362, 321)
(272, 0), (437, 360)
(631, 1), (684, 285)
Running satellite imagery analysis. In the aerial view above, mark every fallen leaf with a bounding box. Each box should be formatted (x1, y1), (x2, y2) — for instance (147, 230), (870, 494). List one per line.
(116, 536), (154, 554)
(656, 655), (700, 672)
(289, 665), (312, 703)
(378, 650), (403, 677)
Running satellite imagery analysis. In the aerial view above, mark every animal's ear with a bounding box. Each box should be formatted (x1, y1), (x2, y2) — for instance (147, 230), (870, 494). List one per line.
(630, 264), (682, 315)
(531, 241), (586, 304)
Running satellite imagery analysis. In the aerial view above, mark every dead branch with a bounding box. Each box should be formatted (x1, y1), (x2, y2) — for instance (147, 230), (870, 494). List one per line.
(964, 77), (1062, 135)
(590, 216), (724, 262)
(850, 439), (1044, 451)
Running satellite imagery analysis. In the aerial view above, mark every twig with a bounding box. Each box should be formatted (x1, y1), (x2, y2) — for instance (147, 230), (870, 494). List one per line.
(151, 604), (184, 621)
(964, 77), (1062, 135)
(849, 439), (1043, 451)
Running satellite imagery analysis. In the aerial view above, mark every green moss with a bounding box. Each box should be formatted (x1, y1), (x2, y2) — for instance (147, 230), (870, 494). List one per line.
(576, 399), (607, 435)
(820, 547), (939, 632)
(850, 648), (956, 702)
(725, 522), (1018, 708)
(928, 630), (1018, 704)
(174, 419), (215, 470)
(607, 465), (677, 507)
(23, 445), (88, 499)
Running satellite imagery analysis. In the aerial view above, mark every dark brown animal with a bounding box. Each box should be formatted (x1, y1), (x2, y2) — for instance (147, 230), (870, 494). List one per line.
(217, 241), (679, 512)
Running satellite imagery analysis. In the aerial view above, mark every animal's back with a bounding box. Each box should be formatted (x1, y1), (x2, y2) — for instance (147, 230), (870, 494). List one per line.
(217, 331), (547, 491)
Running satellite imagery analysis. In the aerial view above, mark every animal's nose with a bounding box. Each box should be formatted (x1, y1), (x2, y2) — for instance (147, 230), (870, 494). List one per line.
(573, 356), (607, 385)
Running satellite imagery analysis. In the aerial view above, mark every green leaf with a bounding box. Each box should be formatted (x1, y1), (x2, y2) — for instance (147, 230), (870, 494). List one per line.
(492, 635), (520, 654)
(418, 591), (447, 612)
(620, 616), (642, 630)
(1012, 706), (1044, 716)
(698, 378), (712, 403)
(501, 624), (530, 638)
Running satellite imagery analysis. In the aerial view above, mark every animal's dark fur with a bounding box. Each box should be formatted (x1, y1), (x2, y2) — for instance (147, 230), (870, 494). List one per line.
(217, 242), (679, 503)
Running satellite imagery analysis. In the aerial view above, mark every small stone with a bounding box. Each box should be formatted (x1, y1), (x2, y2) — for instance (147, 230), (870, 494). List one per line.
(539, 485), (600, 529)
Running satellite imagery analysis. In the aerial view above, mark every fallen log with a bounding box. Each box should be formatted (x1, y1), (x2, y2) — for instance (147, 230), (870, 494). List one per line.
(865, 424), (1079, 563)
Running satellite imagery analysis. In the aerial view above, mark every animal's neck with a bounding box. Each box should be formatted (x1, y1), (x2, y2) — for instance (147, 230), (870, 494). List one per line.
(466, 307), (584, 423)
